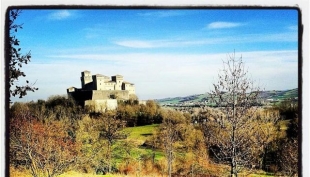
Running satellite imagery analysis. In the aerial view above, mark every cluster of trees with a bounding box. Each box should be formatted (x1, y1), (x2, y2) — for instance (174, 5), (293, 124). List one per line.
(8, 96), (166, 176)
(116, 99), (163, 127)
(9, 97), (208, 177)
(9, 96), (298, 177)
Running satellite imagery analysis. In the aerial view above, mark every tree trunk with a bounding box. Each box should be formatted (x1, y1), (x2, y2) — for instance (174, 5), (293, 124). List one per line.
(108, 140), (112, 173)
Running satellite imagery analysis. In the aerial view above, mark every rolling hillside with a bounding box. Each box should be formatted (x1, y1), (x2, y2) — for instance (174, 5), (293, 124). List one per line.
(156, 88), (298, 106)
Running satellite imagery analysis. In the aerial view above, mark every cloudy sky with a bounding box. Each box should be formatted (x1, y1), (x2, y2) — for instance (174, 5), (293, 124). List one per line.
(9, 8), (299, 102)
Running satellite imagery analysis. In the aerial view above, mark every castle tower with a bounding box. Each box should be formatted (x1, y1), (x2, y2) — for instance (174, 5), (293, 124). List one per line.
(122, 82), (135, 95)
(92, 74), (110, 90)
(112, 75), (124, 91)
(81, 70), (93, 89)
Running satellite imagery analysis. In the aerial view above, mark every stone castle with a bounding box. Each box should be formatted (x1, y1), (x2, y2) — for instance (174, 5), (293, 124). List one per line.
(67, 70), (136, 110)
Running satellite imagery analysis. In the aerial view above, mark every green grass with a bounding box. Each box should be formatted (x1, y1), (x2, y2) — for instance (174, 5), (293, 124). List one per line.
(124, 124), (159, 143)
(114, 124), (164, 163)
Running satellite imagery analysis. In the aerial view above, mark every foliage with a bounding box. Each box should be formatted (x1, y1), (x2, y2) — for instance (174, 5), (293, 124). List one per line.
(276, 114), (298, 176)
(137, 100), (162, 125)
(8, 84), (298, 177)
(76, 115), (109, 174)
(151, 108), (208, 177)
(24, 95), (84, 122)
(9, 108), (80, 177)
(276, 99), (298, 120)
(8, 9), (38, 100)
(76, 111), (127, 174)
(251, 108), (281, 170)
(116, 100), (162, 126)
(97, 111), (127, 173)
(116, 101), (140, 127)
(277, 138), (298, 176)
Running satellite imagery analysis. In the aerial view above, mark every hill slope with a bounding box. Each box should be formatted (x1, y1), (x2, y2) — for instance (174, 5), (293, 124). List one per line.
(156, 88), (298, 105)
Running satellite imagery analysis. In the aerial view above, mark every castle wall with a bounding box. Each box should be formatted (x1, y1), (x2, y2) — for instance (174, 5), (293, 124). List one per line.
(103, 82), (115, 91)
(124, 83), (135, 95)
(93, 75), (111, 91)
(85, 99), (118, 112)
(92, 90), (129, 100)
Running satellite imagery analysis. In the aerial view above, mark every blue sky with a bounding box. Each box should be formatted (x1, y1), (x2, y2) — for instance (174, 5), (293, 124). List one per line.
(10, 8), (299, 102)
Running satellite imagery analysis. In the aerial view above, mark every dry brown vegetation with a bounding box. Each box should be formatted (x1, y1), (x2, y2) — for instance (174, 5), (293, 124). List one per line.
(9, 92), (298, 177)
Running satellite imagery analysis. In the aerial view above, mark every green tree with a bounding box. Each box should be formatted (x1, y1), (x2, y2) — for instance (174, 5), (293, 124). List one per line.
(116, 103), (139, 127)
(252, 108), (280, 170)
(76, 115), (109, 174)
(8, 9), (38, 100)
(138, 100), (162, 125)
(98, 111), (127, 173)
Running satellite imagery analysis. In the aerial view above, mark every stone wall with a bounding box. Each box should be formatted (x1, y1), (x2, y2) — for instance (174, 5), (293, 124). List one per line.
(85, 99), (118, 112)
(92, 90), (129, 100)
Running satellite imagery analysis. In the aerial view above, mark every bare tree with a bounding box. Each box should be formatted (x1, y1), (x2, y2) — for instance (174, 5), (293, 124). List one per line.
(163, 117), (177, 177)
(205, 52), (261, 177)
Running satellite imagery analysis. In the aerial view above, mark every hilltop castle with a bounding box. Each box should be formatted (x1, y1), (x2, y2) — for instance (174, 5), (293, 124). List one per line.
(67, 70), (136, 110)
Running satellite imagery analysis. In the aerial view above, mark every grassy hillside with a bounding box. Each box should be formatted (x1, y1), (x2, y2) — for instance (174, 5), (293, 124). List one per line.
(121, 124), (164, 160)
(124, 124), (159, 144)
(156, 88), (298, 105)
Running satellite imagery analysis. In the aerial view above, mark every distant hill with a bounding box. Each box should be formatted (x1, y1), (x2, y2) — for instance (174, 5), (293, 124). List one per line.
(156, 88), (298, 106)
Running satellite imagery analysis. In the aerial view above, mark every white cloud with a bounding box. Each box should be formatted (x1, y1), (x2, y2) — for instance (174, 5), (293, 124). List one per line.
(114, 31), (296, 49)
(113, 39), (207, 48)
(48, 10), (72, 20)
(207, 21), (243, 29)
(26, 50), (296, 101)
(115, 40), (156, 48)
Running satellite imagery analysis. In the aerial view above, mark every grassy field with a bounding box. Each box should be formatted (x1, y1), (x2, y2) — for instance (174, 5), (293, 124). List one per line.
(119, 124), (165, 160)
(123, 124), (159, 144)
